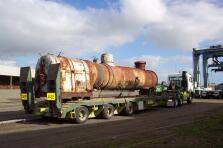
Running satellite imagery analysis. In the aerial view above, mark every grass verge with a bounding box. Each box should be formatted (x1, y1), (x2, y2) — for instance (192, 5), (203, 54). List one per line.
(152, 115), (223, 148)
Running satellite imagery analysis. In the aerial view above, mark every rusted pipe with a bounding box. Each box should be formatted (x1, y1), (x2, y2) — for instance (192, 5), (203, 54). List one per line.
(135, 61), (146, 70)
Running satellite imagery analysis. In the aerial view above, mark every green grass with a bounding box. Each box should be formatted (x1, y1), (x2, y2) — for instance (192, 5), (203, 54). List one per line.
(167, 115), (223, 148)
(176, 116), (223, 136)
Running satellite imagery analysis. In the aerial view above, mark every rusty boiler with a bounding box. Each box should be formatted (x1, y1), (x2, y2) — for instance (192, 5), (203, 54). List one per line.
(35, 53), (158, 99)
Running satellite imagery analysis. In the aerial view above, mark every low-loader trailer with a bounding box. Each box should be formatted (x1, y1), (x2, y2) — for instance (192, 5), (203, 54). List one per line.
(20, 54), (192, 124)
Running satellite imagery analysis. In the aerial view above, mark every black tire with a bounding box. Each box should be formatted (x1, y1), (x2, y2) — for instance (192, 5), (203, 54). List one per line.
(220, 94), (223, 99)
(177, 98), (182, 107)
(74, 106), (89, 124)
(23, 104), (33, 114)
(100, 104), (114, 119)
(187, 95), (192, 104)
(121, 102), (134, 116)
(173, 98), (178, 108)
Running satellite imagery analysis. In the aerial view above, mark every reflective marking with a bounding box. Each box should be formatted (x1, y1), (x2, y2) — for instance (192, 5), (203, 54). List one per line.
(20, 93), (28, 100)
(0, 117), (40, 125)
(47, 93), (56, 101)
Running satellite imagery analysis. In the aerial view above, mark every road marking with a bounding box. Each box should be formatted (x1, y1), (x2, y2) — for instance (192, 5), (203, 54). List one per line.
(0, 117), (40, 125)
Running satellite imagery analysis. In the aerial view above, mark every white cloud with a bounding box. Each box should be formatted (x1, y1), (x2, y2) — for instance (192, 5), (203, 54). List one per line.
(120, 54), (193, 82)
(146, 1), (223, 50)
(167, 55), (192, 64)
(0, 0), (164, 57)
(0, 0), (222, 58)
(121, 55), (192, 68)
(121, 0), (166, 24)
(0, 60), (17, 66)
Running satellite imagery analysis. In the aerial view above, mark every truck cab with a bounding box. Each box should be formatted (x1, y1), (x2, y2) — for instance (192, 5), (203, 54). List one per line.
(167, 71), (194, 93)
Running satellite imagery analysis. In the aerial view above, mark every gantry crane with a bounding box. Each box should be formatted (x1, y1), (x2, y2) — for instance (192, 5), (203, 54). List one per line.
(193, 45), (223, 98)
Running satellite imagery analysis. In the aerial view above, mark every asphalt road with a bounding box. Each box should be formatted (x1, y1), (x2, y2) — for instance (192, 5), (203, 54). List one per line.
(0, 89), (21, 112)
(0, 89), (37, 121)
(1, 99), (223, 148)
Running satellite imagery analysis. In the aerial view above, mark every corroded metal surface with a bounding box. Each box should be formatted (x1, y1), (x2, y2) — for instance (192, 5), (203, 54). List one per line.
(92, 65), (158, 90)
(135, 61), (146, 70)
(35, 54), (158, 98)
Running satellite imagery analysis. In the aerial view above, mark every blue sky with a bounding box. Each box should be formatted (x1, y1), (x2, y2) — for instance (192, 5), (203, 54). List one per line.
(0, 0), (223, 84)
(59, 0), (113, 9)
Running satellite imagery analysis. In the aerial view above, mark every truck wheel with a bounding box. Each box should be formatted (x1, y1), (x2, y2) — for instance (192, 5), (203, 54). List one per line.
(22, 102), (33, 114)
(173, 99), (178, 108)
(74, 106), (89, 124)
(100, 104), (114, 119)
(121, 102), (134, 116)
(187, 95), (192, 104)
(24, 106), (33, 114)
(177, 98), (182, 107)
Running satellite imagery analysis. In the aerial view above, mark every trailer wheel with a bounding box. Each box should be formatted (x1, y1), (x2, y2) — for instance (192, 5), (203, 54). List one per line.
(187, 95), (193, 104)
(22, 102), (33, 114)
(173, 98), (178, 108)
(177, 98), (182, 107)
(74, 106), (89, 124)
(100, 104), (114, 119)
(121, 102), (134, 116)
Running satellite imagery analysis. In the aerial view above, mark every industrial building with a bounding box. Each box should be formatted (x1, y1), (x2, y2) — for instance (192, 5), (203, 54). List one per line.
(0, 65), (34, 89)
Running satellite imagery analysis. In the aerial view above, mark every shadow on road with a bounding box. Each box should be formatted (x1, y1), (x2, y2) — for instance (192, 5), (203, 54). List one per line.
(0, 110), (27, 121)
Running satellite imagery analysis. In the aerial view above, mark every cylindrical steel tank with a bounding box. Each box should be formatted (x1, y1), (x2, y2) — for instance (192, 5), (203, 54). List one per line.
(35, 54), (158, 98)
